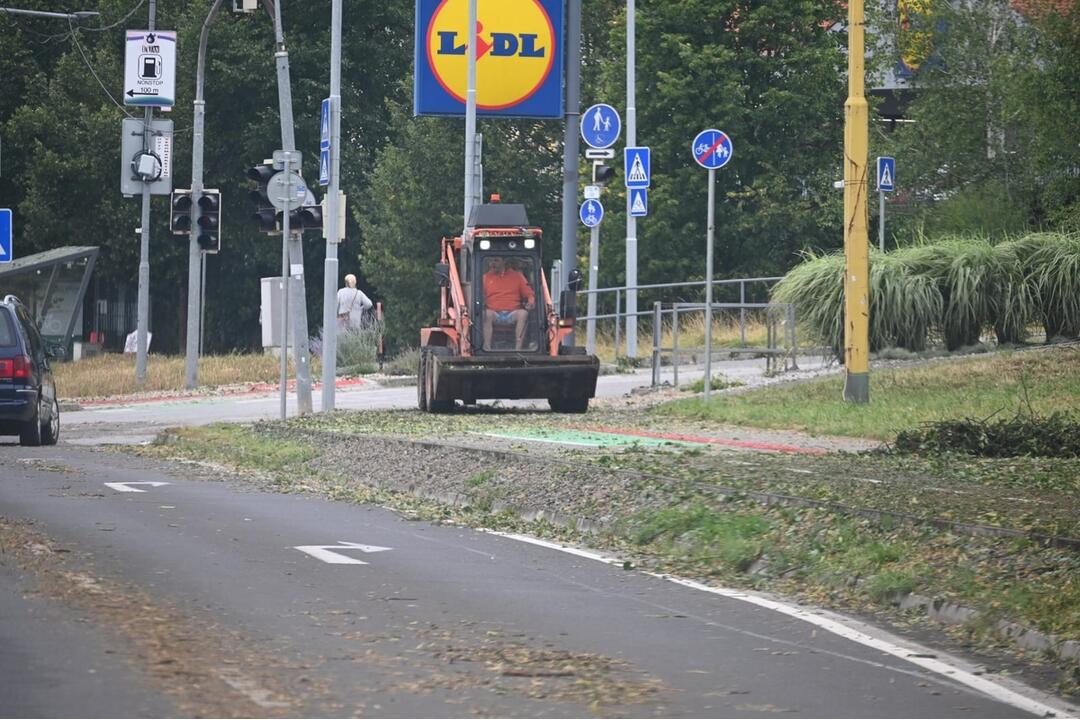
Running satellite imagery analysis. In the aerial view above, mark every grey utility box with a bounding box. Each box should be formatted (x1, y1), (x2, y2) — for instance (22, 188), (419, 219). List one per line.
(260, 276), (298, 351)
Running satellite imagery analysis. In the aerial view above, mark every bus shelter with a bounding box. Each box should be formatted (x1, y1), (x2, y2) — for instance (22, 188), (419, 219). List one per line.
(0, 246), (98, 357)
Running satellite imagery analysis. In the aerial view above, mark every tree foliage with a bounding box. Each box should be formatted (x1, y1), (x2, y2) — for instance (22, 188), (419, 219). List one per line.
(2, 0), (1077, 356)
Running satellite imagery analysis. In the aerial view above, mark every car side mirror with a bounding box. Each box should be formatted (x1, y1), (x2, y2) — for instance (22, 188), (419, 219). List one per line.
(434, 262), (451, 288)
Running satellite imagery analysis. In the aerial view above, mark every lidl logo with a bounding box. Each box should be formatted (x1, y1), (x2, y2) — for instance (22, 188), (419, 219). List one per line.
(414, 0), (564, 118)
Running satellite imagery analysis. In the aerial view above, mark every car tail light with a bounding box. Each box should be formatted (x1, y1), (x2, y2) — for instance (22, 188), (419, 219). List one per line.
(0, 355), (31, 380)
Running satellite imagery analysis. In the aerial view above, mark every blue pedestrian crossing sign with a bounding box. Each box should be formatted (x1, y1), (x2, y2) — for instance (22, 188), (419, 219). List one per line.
(319, 148), (331, 187)
(692, 129), (733, 170)
(629, 188), (648, 217)
(876, 156), (895, 192)
(0, 209), (11, 264)
(581, 103), (621, 149)
(624, 146), (650, 188)
(320, 98), (331, 150)
(580, 199), (603, 228)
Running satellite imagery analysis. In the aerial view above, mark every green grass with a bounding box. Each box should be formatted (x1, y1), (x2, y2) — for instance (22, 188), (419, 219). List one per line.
(151, 424), (317, 473)
(655, 347), (1080, 440)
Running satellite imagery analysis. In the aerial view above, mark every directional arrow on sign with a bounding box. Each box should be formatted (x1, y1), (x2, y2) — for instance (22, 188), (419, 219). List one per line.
(126, 89), (160, 97)
(104, 481), (171, 493)
(294, 541), (393, 565)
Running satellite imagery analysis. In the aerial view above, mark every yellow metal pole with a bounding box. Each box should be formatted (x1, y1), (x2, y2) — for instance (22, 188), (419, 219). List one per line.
(843, 0), (870, 403)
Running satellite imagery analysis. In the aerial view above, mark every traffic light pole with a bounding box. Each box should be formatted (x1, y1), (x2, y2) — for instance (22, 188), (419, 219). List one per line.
(185, 0), (225, 390)
(134, 0), (157, 390)
(320, 0), (343, 413)
(462, 0), (477, 230)
(271, 0), (313, 415)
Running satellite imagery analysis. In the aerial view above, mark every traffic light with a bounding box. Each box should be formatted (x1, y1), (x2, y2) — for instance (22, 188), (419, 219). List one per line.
(278, 204), (323, 234)
(247, 162), (278, 233)
(197, 189), (221, 253)
(592, 163), (616, 184)
(170, 190), (193, 234)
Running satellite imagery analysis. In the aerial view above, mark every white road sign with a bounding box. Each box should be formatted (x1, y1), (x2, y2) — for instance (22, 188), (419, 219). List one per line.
(124, 30), (177, 107)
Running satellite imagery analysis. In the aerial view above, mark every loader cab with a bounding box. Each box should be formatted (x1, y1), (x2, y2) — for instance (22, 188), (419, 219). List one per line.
(463, 204), (544, 354)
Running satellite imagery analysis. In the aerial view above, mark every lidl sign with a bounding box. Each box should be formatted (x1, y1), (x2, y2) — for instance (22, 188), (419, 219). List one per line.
(414, 0), (564, 118)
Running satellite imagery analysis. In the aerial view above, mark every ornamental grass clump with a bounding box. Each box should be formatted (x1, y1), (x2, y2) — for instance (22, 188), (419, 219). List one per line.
(868, 249), (942, 352)
(770, 250), (845, 355)
(1026, 231), (1080, 339)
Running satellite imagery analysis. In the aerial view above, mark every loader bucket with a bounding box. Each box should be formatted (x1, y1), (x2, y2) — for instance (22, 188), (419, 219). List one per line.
(429, 354), (599, 405)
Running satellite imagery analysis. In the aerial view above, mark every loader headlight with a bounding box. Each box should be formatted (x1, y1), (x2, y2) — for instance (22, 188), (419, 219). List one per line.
(524, 239), (535, 249)
(479, 239), (491, 250)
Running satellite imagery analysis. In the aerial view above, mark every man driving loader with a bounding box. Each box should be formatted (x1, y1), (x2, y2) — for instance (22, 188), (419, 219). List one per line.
(482, 256), (535, 351)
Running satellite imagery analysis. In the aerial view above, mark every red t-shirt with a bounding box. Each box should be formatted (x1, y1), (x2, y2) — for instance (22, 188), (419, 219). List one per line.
(483, 269), (535, 312)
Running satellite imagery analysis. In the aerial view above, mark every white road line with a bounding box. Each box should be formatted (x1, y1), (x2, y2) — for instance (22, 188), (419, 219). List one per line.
(215, 667), (290, 709)
(489, 531), (1077, 718)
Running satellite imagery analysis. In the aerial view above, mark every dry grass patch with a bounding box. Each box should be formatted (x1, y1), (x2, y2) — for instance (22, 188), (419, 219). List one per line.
(54, 353), (319, 400)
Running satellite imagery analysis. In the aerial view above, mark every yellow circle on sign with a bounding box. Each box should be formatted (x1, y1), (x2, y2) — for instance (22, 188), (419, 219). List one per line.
(426, 0), (556, 110)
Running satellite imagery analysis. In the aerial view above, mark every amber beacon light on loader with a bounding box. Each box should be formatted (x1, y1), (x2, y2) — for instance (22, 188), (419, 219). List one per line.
(418, 202), (600, 413)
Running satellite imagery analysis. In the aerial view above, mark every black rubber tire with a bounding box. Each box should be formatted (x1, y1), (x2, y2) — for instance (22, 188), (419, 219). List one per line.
(425, 348), (454, 413)
(40, 396), (59, 446)
(548, 396), (589, 414)
(416, 352), (428, 411)
(19, 395), (43, 446)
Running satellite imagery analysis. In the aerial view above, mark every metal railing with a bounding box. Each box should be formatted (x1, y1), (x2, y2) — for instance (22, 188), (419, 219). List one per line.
(650, 301), (798, 388)
(578, 276), (783, 358)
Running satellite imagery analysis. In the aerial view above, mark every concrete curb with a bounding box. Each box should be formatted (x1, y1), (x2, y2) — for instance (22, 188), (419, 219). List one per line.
(897, 593), (1080, 663)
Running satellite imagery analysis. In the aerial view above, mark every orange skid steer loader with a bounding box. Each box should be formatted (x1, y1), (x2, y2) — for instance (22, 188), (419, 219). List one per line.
(418, 203), (599, 413)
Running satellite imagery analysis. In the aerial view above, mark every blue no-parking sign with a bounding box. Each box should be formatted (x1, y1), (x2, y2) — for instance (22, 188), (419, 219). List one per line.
(580, 199), (603, 228)
(692, 129), (733, 170)
(0, 209), (11, 264)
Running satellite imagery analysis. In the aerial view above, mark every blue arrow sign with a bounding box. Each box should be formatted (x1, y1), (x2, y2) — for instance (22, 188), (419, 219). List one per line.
(319, 148), (330, 187)
(320, 98), (331, 150)
(580, 103), (621, 150)
(876, 156), (895, 192)
(692, 129), (733, 170)
(0, 209), (11, 264)
(629, 188), (648, 217)
(580, 199), (603, 228)
(624, 146), (651, 188)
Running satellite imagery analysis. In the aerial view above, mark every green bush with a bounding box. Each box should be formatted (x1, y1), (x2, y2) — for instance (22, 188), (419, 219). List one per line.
(334, 319), (384, 375)
(893, 411), (1080, 458)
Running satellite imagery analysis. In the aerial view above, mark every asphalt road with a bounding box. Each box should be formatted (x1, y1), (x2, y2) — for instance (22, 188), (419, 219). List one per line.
(56, 361), (796, 446)
(0, 442), (1057, 718)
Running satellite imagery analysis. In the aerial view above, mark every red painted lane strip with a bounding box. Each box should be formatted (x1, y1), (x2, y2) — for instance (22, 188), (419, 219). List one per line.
(575, 425), (828, 456)
(75, 377), (367, 408)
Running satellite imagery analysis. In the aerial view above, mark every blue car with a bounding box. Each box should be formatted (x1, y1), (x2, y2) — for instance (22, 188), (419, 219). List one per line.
(0, 295), (59, 446)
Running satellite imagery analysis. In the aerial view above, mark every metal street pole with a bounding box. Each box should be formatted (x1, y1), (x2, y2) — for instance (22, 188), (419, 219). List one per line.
(879, 190), (886, 252)
(586, 222), (599, 354)
(843, 0), (870, 403)
(463, 0), (477, 230)
(270, 0), (313, 415)
(280, 152), (293, 420)
(185, 0), (224, 390)
(559, 0), (582, 345)
(625, 0), (638, 357)
(135, 0), (156, 390)
(704, 168), (715, 402)
(321, 0), (343, 412)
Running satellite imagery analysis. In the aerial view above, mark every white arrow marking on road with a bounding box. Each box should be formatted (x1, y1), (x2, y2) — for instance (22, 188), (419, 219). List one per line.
(104, 481), (171, 493)
(294, 541), (392, 565)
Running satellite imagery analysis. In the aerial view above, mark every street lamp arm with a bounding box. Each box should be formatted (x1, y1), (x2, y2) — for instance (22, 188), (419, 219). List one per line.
(0, 6), (99, 21)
